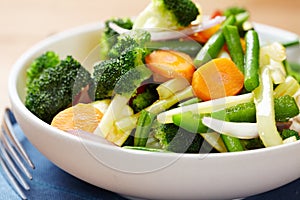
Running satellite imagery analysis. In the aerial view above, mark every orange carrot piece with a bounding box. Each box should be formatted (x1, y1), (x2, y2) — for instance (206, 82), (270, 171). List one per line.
(189, 24), (221, 44)
(192, 58), (244, 101)
(145, 50), (196, 82)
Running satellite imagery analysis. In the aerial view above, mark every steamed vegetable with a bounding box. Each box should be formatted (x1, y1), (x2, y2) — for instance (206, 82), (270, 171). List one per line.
(223, 25), (244, 73)
(133, 0), (200, 30)
(100, 17), (134, 59)
(145, 50), (196, 82)
(26, 51), (60, 87)
(244, 30), (260, 91)
(25, 54), (93, 124)
(93, 29), (152, 100)
(194, 15), (235, 67)
(25, 4), (300, 153)
(152, 122), (205, 153)
(192, 58), (244, 101)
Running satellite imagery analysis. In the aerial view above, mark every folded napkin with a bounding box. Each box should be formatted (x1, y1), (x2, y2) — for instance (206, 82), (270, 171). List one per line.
(1, 121), (300, 200)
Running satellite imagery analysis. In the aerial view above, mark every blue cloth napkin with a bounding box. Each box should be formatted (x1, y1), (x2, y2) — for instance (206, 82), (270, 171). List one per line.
(1, 120), (300, 200)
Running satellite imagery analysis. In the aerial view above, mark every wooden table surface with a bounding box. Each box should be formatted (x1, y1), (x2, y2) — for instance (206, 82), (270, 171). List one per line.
(1, 0), (299, 117)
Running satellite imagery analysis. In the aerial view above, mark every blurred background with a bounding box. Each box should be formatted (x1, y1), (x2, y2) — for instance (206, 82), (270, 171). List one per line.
(0, 0), (299, 116)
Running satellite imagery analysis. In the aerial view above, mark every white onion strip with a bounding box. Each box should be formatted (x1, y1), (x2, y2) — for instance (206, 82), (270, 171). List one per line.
(108, 16), (226, 41)
(202, 117), (259, 139)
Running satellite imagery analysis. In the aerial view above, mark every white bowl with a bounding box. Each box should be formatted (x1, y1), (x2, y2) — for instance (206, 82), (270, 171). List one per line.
(8, 22), (300, 200)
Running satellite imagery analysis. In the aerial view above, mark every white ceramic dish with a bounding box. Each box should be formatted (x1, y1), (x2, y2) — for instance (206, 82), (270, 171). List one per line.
(8, 22), (300, 200)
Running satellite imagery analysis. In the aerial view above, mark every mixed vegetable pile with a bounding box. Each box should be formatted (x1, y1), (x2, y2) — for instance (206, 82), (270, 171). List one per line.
(25, 0), (300, 153)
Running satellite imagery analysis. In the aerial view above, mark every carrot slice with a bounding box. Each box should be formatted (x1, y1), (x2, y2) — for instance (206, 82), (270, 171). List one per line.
(189, 24), (221, 44)
(51, 103), (103, 133)
(145, 50), (196, 82)
(192, 58), (244, 101)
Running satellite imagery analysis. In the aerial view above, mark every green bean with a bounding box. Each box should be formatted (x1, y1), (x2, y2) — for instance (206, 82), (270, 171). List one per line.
(244, 30), (260, 91)
(282, 40), (300, 48)
(146, 40), (202, 58)
(221, 135), (244, 152)
(134, 110), (156, 147)
(223, 25), (244, 73)
(194, 15), (236, 67)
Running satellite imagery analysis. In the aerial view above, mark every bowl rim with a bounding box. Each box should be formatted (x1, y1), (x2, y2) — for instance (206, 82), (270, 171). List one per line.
(8, 21), (300, 160)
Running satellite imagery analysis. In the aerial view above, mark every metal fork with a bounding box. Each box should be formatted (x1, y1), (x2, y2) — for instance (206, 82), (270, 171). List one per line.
(0, 108), (35, 199)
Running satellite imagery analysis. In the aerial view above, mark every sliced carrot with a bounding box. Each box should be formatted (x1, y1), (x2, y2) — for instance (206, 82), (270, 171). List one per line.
(192, 58), (244, 101)
(51, 103), (103, 133)
(189, 24), (221, 44)
(145, 50), (196, 83)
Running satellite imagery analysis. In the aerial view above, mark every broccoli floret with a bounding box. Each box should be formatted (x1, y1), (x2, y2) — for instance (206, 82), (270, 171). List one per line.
(26, 51), (60, 87)
(154, 123), (204, 153)
(25, 55), (93, 124)
(100, 17), (133, 59)
(93, 29), (152, 100)
(130, 84), (159, 113)
(108, 29), (151, 59)
(281, 129), (300, 140)
(133, 0), (200, 30)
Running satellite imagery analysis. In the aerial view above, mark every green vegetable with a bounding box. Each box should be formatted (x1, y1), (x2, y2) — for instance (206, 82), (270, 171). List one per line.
(146, 40), (202, 58)
(134, 110), (157, 147)
(172, 111), (208, 133)
(173, 95), (298, 131)
(281, 129), (300, 140)
(108, 29), (151, 59)
(223, 25), (244, 73)
(223, 7), (250, 36)
(100, 17), (133, 59)
(194, 15), (235, 67)
(214, 102), (256, 123)
(223, 7), (247, 18)
(194, 30), (225, 67)
(172, 95), (299, 151)
(93, 30), (153, 139)
(26, 51), (60, 87)
(154, 123), (205, 153)
(221, 135), (244, 152)
(133, 0), (200, 30)
(25, 55), (93, 124)
(130, 84), (159, 113)
(157, 93), (254, 124)
(240, 138), (264, 150)
(282, 40), (300, 48)
(244, 30), (260, 91)
(274, 95), (299, 122)
(284, 61), (300, 83)
(93, 30), (152, 100)
(133, 86), (195, 147)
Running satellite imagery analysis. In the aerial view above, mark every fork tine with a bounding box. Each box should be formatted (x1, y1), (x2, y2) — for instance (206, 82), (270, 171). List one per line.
(0, 153), (27, 200)
(4, 108), (35, 169)
(1, 125), (32, 180)
(0, 138), (30, 190)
